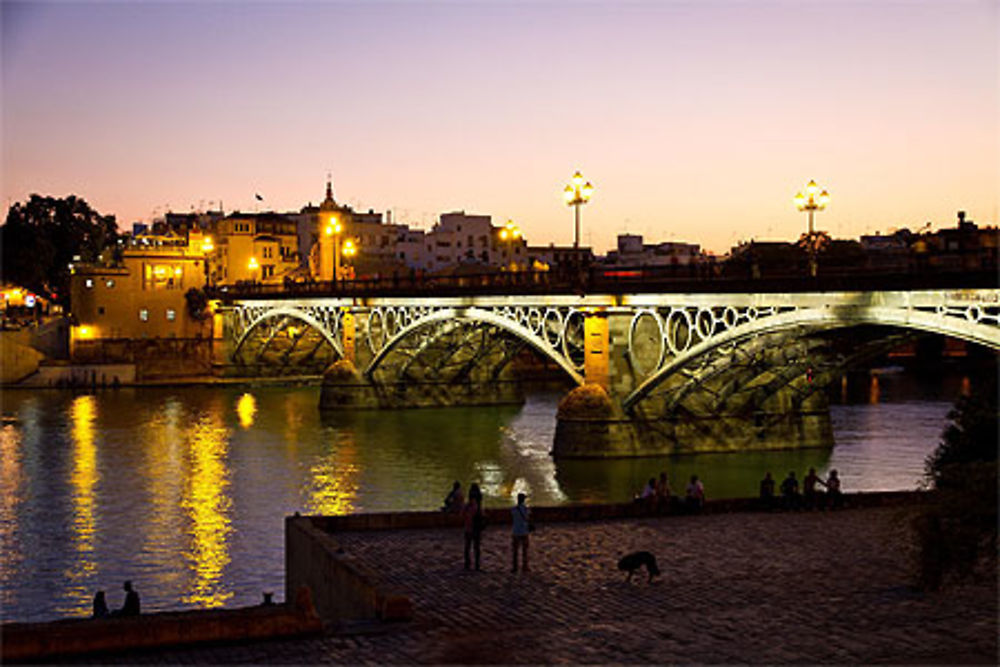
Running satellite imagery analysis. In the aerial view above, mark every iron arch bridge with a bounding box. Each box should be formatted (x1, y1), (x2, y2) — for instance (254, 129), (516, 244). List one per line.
(220, 289), (1000, 408)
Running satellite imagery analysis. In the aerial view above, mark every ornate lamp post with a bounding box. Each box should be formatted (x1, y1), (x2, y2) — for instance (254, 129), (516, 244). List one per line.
(563, 171), (593, 249)
(499, 219), (521, 270)
(794, 180), (830, 277)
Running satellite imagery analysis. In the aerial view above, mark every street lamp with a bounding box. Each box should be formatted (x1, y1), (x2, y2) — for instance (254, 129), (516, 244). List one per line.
(499, 219), (521, 270)
(341, 238), (357, 280)
(794, 179), (830, 277)
(794, 179), (830, 235)
(563, 171), (593, 249)
(247, 256), (259, 282)
(324, 215), (343, 280)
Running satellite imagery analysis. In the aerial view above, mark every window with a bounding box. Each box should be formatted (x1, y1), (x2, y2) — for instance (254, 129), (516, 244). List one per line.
(139, 308), (149, 322)
(166, 308), (176, 321)
(98, 306), (105, 315)
(85, 279), (94, 288)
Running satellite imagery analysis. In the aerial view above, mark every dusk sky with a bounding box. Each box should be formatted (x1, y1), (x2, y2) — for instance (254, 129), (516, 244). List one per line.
(2, 1), (996, 254)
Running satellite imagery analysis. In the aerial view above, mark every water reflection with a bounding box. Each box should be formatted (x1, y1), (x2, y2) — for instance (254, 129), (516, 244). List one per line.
(143, 398), (185, 596)
(182, 411), (233, 607)
(66, 395), (99, 611)
(0, 419), (24, 610)
(307, 429), (359, 515)
(236, 393), (256, 429)
(869, 373), (880, 404)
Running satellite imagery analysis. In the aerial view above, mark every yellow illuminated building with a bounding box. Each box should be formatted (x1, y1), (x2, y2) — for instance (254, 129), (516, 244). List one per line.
(210, 213), (300, 284)
(70, 231), (211, 347)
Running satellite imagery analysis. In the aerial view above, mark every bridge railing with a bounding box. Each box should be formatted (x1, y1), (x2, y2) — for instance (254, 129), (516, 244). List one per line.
(207, 266), (999, 301)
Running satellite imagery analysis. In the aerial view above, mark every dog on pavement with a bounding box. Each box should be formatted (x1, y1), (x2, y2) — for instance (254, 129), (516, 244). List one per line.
(617, 551), (661, 582)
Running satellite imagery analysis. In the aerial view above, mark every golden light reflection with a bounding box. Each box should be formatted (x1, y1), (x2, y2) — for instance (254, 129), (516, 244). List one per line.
(0, 422), (24, 608)
(182, 413), (233, 607)
(69, 395), (99, 581)
(307, 432), (359, 516)
(869, 373), (880, 405)
(236, 393), (256, 429)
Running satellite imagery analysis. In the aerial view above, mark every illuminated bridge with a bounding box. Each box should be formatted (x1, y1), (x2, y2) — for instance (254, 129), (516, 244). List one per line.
(213, 274), (999, 456)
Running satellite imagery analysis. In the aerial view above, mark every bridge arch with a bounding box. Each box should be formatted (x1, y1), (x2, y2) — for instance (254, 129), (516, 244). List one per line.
(623, 305), (1000, 412)
(232, 306), (344, 361)
(363, 306), (585, 385)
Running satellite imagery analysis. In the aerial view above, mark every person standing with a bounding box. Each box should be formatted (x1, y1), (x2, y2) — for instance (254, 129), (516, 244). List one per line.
(462, 483), (484, 571)
(511, 492), (531, 573)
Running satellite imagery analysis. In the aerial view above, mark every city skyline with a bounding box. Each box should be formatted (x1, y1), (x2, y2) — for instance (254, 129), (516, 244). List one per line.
(2, 1), (997, 254)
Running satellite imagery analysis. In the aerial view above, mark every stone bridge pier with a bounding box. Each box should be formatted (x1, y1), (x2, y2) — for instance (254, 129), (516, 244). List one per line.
(218, 289), (1000, 458)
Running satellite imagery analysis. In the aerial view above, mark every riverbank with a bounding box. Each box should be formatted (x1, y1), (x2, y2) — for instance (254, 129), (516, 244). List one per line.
(58, 501), (997, 664)
(2, 372), (322, 390)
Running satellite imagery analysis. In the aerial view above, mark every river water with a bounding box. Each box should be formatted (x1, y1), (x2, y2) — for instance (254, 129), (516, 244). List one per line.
(0, 370), (968, 622)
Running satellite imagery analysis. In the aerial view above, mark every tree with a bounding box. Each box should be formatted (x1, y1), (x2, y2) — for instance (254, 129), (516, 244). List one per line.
(185, 287), (209, 321)
(1, 194), (118, 306)
(914, 372), (998, 590)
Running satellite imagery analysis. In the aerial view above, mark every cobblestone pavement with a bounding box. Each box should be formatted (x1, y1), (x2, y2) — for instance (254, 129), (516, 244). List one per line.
(71, 506), (996, 664)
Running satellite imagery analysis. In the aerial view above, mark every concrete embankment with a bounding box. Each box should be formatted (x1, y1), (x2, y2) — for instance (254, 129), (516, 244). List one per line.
(286, 490), (924, 627)
(1, 590), (321, 663)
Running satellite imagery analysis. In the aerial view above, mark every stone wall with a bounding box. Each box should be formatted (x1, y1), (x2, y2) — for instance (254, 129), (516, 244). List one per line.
(286, 515), (413, 625)
(1, 598), (321, 662)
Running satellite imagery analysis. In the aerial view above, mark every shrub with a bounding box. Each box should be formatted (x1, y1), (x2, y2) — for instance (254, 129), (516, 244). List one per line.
(914, 374), (998, 590)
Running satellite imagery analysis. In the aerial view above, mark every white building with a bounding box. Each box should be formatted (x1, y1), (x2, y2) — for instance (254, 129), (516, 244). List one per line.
(604, 234), (701, 267)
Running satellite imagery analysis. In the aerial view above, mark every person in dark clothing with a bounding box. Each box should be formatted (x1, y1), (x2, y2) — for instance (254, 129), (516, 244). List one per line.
(442, 481), (464, 512)
(461, 483), (485, 571)
(759, 472), (776, 510)
(803, 467), (825, 510)
(92, 590), (109, 618)
(780, 471), (800, 510)
(120, 580), (140, 616)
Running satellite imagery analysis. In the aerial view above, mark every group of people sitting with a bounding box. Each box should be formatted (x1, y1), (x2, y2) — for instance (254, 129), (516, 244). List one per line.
(636, 472), (705, 513)
(760, 467), (842, 510)
(92, 580), (140, 618)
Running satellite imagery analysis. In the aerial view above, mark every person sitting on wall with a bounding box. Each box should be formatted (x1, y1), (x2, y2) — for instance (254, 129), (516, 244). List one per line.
(802, 467), (825, 510)
(92, 590), (109, 618)
(442, 481), (464, 513)
(638, 477), (657, 511)
(759, 472), (776, 511)
(826, 469), (843, 509)
(119, 580), (140, 616)
(685, 475), (705, 513)
(780, 471), (800, 510)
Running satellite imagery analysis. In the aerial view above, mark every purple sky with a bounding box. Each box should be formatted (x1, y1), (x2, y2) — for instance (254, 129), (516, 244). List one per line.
(2, 1), (996, 253)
